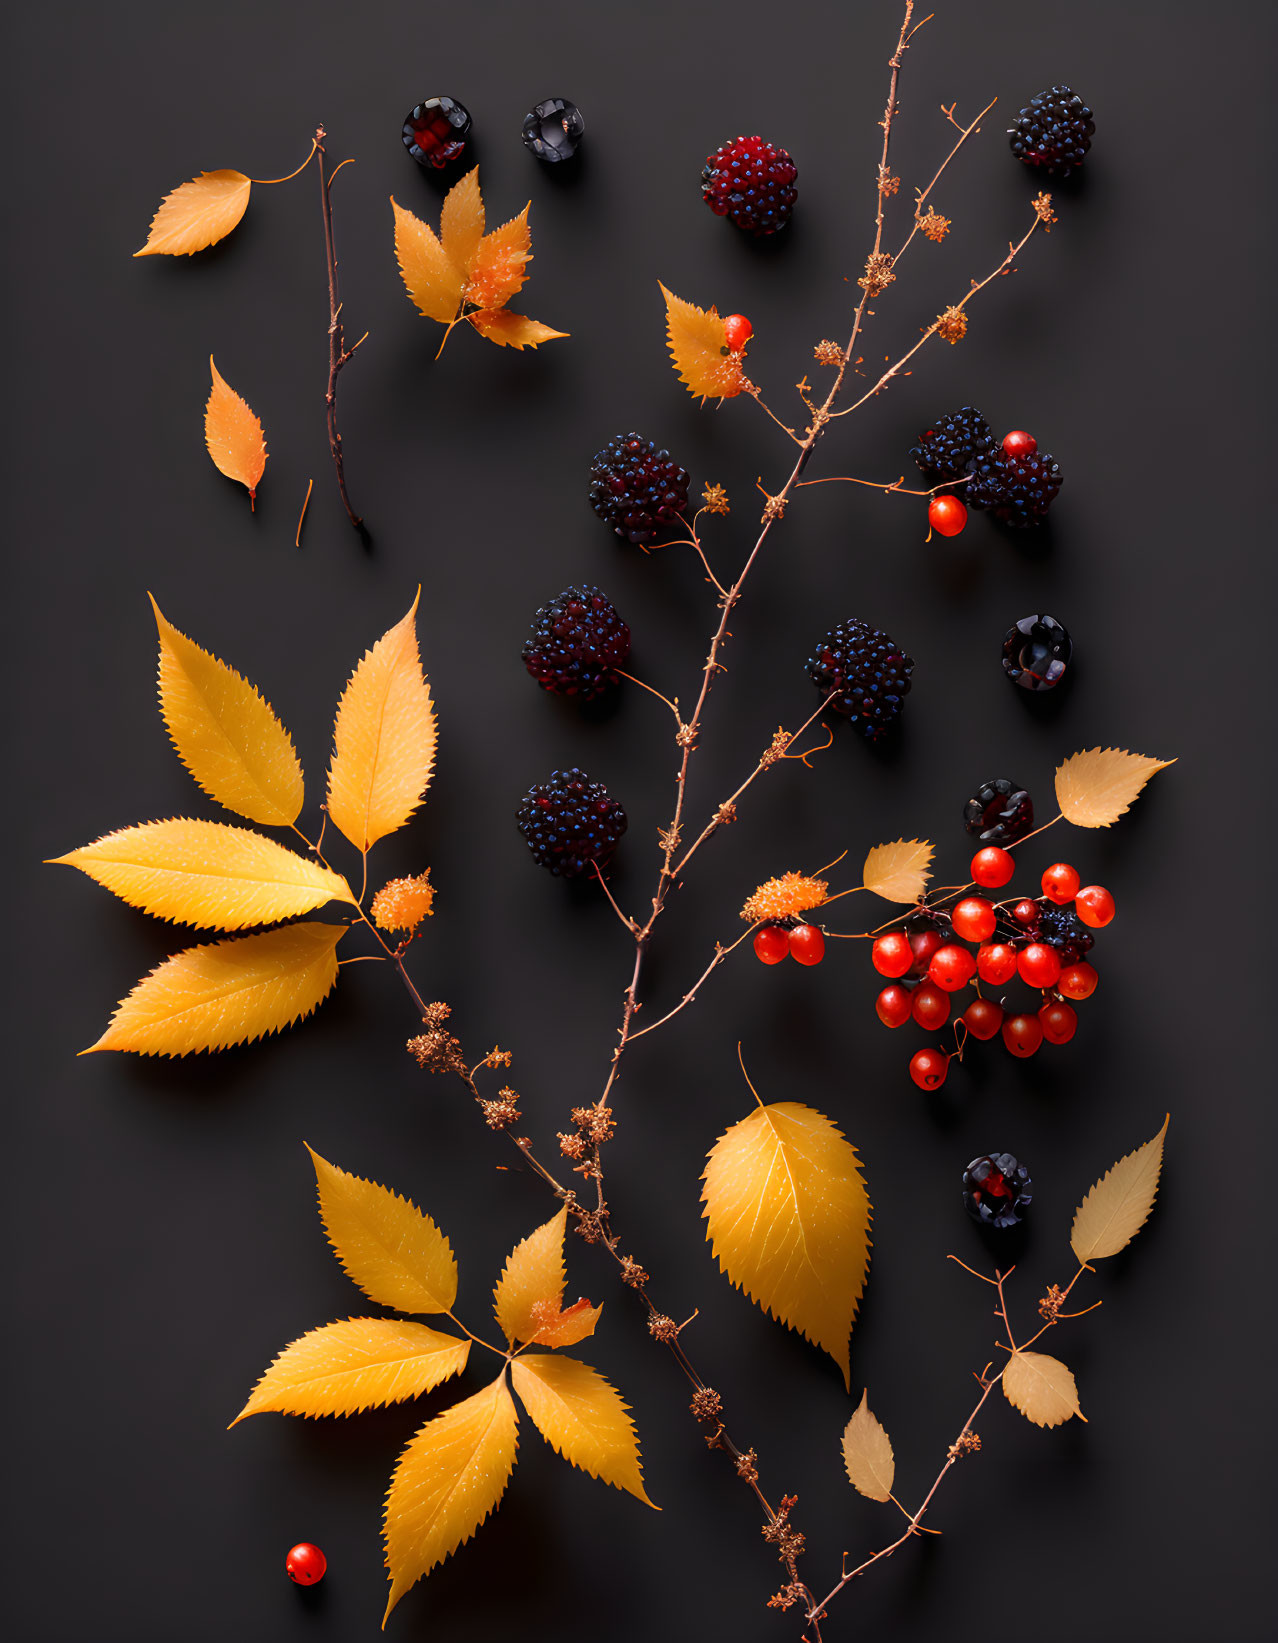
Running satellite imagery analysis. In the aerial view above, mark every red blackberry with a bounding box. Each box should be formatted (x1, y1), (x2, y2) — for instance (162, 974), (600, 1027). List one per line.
(516, 769), (627, 878)
(806, 618), (913, 741)
(963, 778), (1034, 845)
(701, 135), (797, 236)
(962, 1152), (1033, 1229)
(522, 586), (630, 700)
(910, 406), (995, 484)
(967, 446), (1063, 526)
(402, 97), (472, 168)
(1008, 85), (1094, 178)
(589, 433), (690, 545)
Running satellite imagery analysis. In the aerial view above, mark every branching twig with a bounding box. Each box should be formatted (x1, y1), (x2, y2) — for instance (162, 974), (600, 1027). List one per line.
(315, 127), (366, 532)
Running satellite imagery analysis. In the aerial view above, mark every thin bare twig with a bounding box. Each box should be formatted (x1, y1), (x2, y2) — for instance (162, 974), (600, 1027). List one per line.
(315, 127), (365, 532)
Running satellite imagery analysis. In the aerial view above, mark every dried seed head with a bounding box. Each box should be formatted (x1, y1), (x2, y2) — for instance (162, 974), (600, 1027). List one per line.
(619, 1256), (649, 1288)
(858, 251), (895, 296)
(648, 1313), (680, 1343)
(741, 871), (829, 924)
(701, 482), (730, 515)
(934, 305), (968, 344)
(813, 339), (843, 367)
(480, 1091), (522, 1130)
(917, 207), (951, 242)
(371, 871), (435, 934)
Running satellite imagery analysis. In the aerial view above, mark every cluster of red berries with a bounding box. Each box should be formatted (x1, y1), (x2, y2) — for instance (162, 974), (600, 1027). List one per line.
(927, 429), (1040, 538)
(753, 923), (826, 967)
(870, 848), (1114, 1090)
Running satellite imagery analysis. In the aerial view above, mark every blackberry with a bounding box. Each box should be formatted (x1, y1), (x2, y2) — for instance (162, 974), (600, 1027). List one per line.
(967, 447), (1063, 527)
(516, 768), (627, 878)
(1002, 613), (1072, 690)
(589, 433), (690, 545)
(962, 1153), (1033, 1230)
(1026, 901), (1095, 964)
(1008, 85), (1094, 179)
(522, 98), (584, 163)
(402, 97), (471, 168)
(522, 586), (630, 700)
(964, 778), (1034, 845)
(910, 406), (995, 484)
(806, 618), (914, 741)
(701, 135), (797, 236)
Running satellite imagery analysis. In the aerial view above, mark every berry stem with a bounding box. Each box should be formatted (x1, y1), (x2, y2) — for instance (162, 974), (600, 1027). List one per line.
(315, 127), (366, 534)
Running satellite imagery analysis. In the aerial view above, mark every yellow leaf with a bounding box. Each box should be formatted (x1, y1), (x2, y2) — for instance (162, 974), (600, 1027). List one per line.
(1002, 1350), (1085, 1428)
(205, 357), (267, 505)
(467, 309), (568, 349)
(50, 819), (354, 930)
(511, 1354), (656, 1508)
(391, 198), (463, 323)
(383, 1373), (518, 1621)
(493, 1206), (567, 1343)
(232, 1318), (469, 1423)
(150, 596), (304, 827)
(327, 591), (437, 853)
(308, 1147), (457, 1314)
(85, 921), (344, 1057)
(842, 1390), (895, 1501)
(440, 166), (485, 274)
(659, 283), (745, 401)
(1055, 747), (1176, 828)
(862, 838), (934, 903)
(465, 208), (531, 310)
(134, 169), (251, 256)
(702, 1100), (871, 1389)
(1071, 1115), (1169, 1263)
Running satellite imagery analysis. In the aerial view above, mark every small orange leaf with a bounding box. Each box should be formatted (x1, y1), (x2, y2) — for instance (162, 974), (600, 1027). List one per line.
(205, 358), (267, 506)
(659, 283), (744, 401)
(466, 209), (532, 311)
(528, 1295), (604, 1348)
(468, 310), (568, 349)
(134, 169), (251, 257)
(391, 199), (464, 324)
(440, 167), (485, 274)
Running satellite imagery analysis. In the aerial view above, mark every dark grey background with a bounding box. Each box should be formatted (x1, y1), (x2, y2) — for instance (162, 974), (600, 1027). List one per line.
(7, 2), (1275, 1639)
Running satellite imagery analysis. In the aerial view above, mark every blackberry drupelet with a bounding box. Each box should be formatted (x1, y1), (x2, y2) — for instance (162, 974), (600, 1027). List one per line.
(963, 1153), (1033, 1229)
(1008, 85), (1094, 178)
(1027, 901), (1095, 964)
(589, 433), (690, 545)
(910, 406), (995, 483)
(701, 135), (798, 236)
(806, 618), (914, 741)
(516, 768), (627, 878)
(522, 586), (630, 700)
(967, 447), (1063, 526)
(964, 778), (1034, 845)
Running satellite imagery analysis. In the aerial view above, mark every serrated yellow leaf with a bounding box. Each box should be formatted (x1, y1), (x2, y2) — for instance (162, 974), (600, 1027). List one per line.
(85, 921), (344, 1057)
(493, 1207), (566, 1343)
(232, 1318), (469, 1424)
(1071, 1115), (1169, 1263)
(327, 591), (437, 853)
(149, 596), (304, 827)
(842, 1390), (895, 1501)
(1055, 747), (1176, 828)
(862, 838), (934, 903)
(308, 1147), (457, 1314)
(511, 1354), (656, 1507)
(467, 309), (568, 349)
(440, 166), (485, 273)
(466, 208), (531, 310)
(702, 1101), (871, 1389)
(50, 819), (354, 930)
(1002, 1350), (1085, 1428)
(134, 169), (251, 256)
(659, 283), (745, 401)
(205, 357), (267, 504)
(383, 1373), (518, 1621)
(391, 198), (464, 323)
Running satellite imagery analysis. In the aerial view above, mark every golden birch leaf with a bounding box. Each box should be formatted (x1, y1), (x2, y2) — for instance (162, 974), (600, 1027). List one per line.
(205, 357), (267, 505)
(1055, 747), (1176, 828)
(232, 1318), (469, 1424)
(150, 596), (304, 827)
(50, 819), (354, 930)
(493, 1206), (567, 1343)
(134, 169), (251, 256)
(702, 1101), (871, 1390)
(308, 1147), (457, 1314)
(439, 166), (485, 274)
(391, 198), (464, 323)
(511, 1354), (656, 1508)
(85, 921), (344, 1057)
(327, 591), (437, 853)
(842, 1390), (895, 1502)
(659, 283), (745, 401)
(465, 208), (531, 310)
(1002, 1350), (1085, 1428)
(862, 838), (934, 904)
(1071, 1114), (1170, 1263)
(467, 309), (568, 349)
(383, 1373), (518, 1621)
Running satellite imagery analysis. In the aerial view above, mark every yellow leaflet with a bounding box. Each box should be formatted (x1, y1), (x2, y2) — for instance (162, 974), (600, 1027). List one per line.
(391, 198), (463, 323)
(659, 283), (744, 400)
(1071, 1115), (1169, 1263)
(862, 838), (934, 903)
(493, 1207), (567, 1343)
(233, 1318), (469, 1423)
(439, 166), (484, 273)
(842, 1390), (895, 1501)
(511, 1354), (656, 1508)
(465, 209), (531, 310)
(1055, 747), (1175, 828)
(1002, 1350), (1085, 1428)
(467, 310), (567, 349)
(134, 169), (251, 256)
(205, 357), (267, 504)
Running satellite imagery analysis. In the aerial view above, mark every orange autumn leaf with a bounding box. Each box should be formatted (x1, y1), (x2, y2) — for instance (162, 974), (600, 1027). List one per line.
(134, 169), (252, 257)
(205, 357), (267, 506)
(468, 310), (568, 350)
(465, 209), (531, 310)
(659, 283), (745, 401)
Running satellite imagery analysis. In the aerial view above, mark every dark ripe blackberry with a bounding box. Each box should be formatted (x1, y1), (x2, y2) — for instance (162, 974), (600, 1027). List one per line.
(964, 778), (1034, 845)
(1008, 85), (1094, 178)
(806, 618), (914, 741)
(910, 406), (995, 483)
(1030, 901), (1095, 963)
(963, 1153), (1033, 1230)
(522, 586), (630, 701)
(522, 98), (585, 162)
(701, 135), (798, 236)
(967, 448), (1063, 527)
(402, 97), (472, 168)
(1002, 613), (1072, 690)
(589, 433), (690, 546)
(516, 769), (627, 878)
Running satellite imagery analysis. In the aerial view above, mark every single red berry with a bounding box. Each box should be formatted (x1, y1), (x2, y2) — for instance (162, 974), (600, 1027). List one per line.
(753, 925), (790, 965)
(928, 494), (968, 537)
(909, 1047), (950, 1090)
(1018, 942), (1063, 989)
(875, 982), (914, 1028)
(952, 896), (996, 943)
(1012, 899), (1040, 927)
(976, 941), (1018, 985)
(1075, 885), (1115, 928)
(912, 982), (952, 1030)
(286, 1544), (327, 1586)
(907, 927), (945, 979)
(929, 944), (978, 992)
(971, 846), (1015, 888)
(962, 997), (1004, 1040)
(1041, 862), (1080, 904)
(1002, 1013), (1044, 1057)
(722, 313), (753, 353)
(1058, 961), (1098, 1000)
(1002, 429), (1038, 458)
(872, 932), (913, 978)
(789, 923), (825, 966)
(1039, 1000), (1078, 1044)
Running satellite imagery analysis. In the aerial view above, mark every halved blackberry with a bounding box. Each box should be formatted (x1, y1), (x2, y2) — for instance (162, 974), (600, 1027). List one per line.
(963, 1153), (1033, 1229)
(522, 586), (630, 700)
(806, 618), (914, 741)
(516, 768), (627, 878)
(967, 448), (1063, 527)
(964, 779), (1034, 845)
(589, 433), (690, 545)
(402, 97), (471, 168)
(701, 135), (797, 235)
(1026, 901), (1095, 964)
(910, 406), (995, 484)
(1002, 613), (1072, 690)
(1008, 85), (1094, 178)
